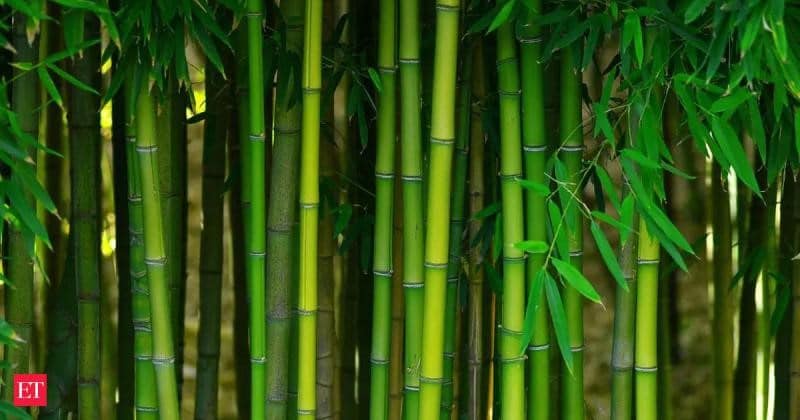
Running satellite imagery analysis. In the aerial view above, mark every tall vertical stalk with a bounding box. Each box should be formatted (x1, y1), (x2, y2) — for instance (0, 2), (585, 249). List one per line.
(135, 83), (180, 420)
(369, 0), (397, 417)
(318, 134), (336, 420)
(194, 62), (230, 419)
(244, 0), (268, 416)
(266, 1), (303, 418)
(559, 43), (584, 420)
(518, 7), (549, 419)
(418, 0), (461, 417)
(495, 19), (525, 420)
(791, 182), (800, 420)
(774, 176), (795, 420)
(398, 0), (424, 416)
(442, 40), (471, 420)
(465, 39), (486, 420)
(298, 0), (323, 418)
(634, 220), (660, 420)
(389, 164), (405, 420)
(3, 12), (38, 404)
(71, 14), (102, 417)
(711, 163), (733, 420)
(611, 202), (638, 420)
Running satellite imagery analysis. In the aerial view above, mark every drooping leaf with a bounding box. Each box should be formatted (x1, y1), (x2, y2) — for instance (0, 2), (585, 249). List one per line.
(552, 258), (602, 304)
(544, 272), (573, 372)
(590, 222), (627, 291)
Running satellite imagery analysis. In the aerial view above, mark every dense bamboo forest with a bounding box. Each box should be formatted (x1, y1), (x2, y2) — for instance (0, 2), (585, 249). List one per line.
(1, 0), (800, 419)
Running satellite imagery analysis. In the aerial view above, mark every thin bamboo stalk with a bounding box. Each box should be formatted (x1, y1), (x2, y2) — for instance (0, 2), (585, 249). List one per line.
(398, 0), (425, 416)
(757, 181), (777, 420)
(135, 83), (180, 420)
(518, 7), (550, 419)
(389, 159), (405, 420)
(318, 135), (336, 419)
(194, 60), (230, 420)
(495, 19), (526, 420)
(370, 0), (397, 417)
(244, 0), (268, 416)
(791, 179), (800, 420)
(634, 220), (659, 420)
(774, 176), (795, 420)
(559, 43), (584, 420)
(71, 15), (102, 417)
(465, 39), (486, 420)
(611, 204), (638, 420)
(442, 39), (471, 420)
(298, 0), (323, 418)
(711, 163), (733, 420)
(266, 1), (303, 418)
(418, 0), (461, 417)
(2, 12), (39, 405)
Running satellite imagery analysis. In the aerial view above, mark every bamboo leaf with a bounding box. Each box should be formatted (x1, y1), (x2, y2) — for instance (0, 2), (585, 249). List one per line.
(548, 201), (569, 260)
(37, 67), (63, 109)
(545, 273), (573, 372)
(794, 107), (800, 160)
(520, 269), (546, 353)
(472, 202), (500, 220)
(47, 63), (99, 95)
(487, 0), (516, 34)
(685, 0), (713, 23)
(517, 178), (550, 197)
(591, 210), (631, 235)
(710, 117), (761, 197)
(513, 240), (548, 254)
(710, 88), (750, 114)
(621, 148), (660, 170)
(0, 400), (31, 419)
(368, 68), (382, 93)
(590, 222), (628, 291)
(552, 258), (602, 304)
(595, 166), (620, 212)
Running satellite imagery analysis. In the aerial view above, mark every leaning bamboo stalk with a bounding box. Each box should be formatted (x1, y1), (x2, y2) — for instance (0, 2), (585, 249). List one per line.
(135, 83), (180, 420)
(398, 0), (425, 415)
(465, 39), (486, 420)
(369, 0), (397, 417)
(265, 1), (303, 418)
(518, 7), (549, 419)
(418, 0), (461, 417)
(70, 14), (102, 417)
(244, 0), (268, 416)
(3, 12), (39, 405)
(298, 0), (323, 418)
(559, 43), (585, 420)
(194, 61), (229, 419)
(711, 162), (733, 420)
(495, 19), (526, 420)
(442, 40), (471, 420)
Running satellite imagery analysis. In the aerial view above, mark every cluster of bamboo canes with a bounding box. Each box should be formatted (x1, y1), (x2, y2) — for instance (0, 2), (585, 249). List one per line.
(1, 0), (800, 419)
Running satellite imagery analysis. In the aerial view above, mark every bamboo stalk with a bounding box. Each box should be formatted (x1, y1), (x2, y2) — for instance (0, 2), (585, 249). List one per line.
(758, 181), (777, 420)
(559, 43), (584, 420)
(369, 0), (397, 417)
(418, 0), (461, 417)
(791, 178), (800, 420)
(774, 176), (795, 420)
(611, 202), (638, 420)
(3, 12), (39, 405)
(711, 163), (733, 420)
(389, 159), (405, 420)
(194, 60), (230, 420)
(518, 6), (550, 419)
(71, 14), (102, 417)
(135, 83), (180, 420)
(244, 0), (268, 416)
(265, 1), (303, 418)
(298, 0), (323, 418)
(398, 0), (425, 416)
(634, 220), (659, 420)
(495, 19), (526, 420)
(318, 134), (336, 419)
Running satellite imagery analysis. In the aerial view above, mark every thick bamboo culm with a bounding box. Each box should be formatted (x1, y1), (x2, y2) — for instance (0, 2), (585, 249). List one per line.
(369, 0), (397, 418)
(298, 0), (323, 418)
(70, 13), (102, 418)
(398, 0), (425, 416)
(634, 220), (660, 420)
(135, 83), (180, 420)
(495, 19), (526, 420)
(418, 0), (461, 418)
(518, 6), (549, 419)
(559, 43), (585, 420)
(611, 206), (638, 420)
(711, 162), (733, 420)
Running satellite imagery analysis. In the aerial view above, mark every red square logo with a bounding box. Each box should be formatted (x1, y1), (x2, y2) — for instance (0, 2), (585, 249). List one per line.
(13, 374), (47, 407)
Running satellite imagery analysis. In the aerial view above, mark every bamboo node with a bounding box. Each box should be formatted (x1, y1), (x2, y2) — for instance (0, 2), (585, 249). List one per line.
(569, 250), (584, 257)
(447, 276), (459, 283)
(560, 145), (585, 152)
(248, 133), (266, 142)
(402, 282), (424, 289)
(135, 145), (158, 153)
(570, 345), (586, 352)
(126, 135), (136, 143)
(398, 58), (421, 64)
(135, 406), (159, 413)
(435, 3), (461, 12)
(528, 344), (551, 351)
(404, 385), (420, 392)
(400, 175), (423, 182)
(250, 357), (266, 364)
(152, 356), (176, 365)
(637, 258), (660, 265)
(134, 354), (152, 361)
(497, 354), (527, 364)
(419, 375), (447, 384)
(424, 261), (449, 270)
(498, 89), (522, 97)
(518, 35), (543, 44)
(296, 308), (317, 315)
(274, 126), (301, 135)
(302, 87), (322, 94)
(144, 257), (166, 267)
(496, 57), (518, 68)
(430, 136), (455, 145)
(244, 12), (262, 18)
(374, 269), (393, 277)
(503, 255), (527, 263)
(375, 171), (395, 179)
(247, 251), (266, 257)
(370, 357), (390, 365)
(300, 202), (319, 209)
(378, 65), (398, 74)
(297, 409), (316, 416)
(634, 366), (658, 372)
(523, 145), (548, 153)
(443, 352), (456, 359)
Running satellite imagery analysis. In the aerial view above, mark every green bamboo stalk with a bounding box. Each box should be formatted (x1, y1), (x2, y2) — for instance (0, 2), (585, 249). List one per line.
(244, 0), (268, 416)
(757, 181), (777, 420)
(135, 83), (180, 420)
(442, 40), (471, 420)
(465, 39), (486, 420)
(559, 43), (584, 420)
(418, 0), (461, 417)
(125, 85), (159, 420)
(389, 166), (405, 420)
(774, 176), (795, 420)
(517, 7), (550, 419)
(231, 23), (252, 420)
(398, 0), (425, 416)
(298, 0), (323, 418)
(495, 19), (526, 420)
(370, 0), (397, 417)
(318, 134), (336, 419)
(194, 60), (230, 420)
(634, 219), (659, 420)
(611, 203), (638, 420)
(70, 15), (102, 417)
(791, 184), (800, 420)
(711, 163), (733, 420)
(265, 1), (303, 418)
(3, 12), (38, 405)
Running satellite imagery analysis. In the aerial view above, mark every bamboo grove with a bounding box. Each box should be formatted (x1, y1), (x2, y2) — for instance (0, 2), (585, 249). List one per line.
(1, 0), (800, 419)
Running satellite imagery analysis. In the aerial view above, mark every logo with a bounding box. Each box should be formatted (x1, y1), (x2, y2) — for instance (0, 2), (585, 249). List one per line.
(13, 374), (47, 407)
